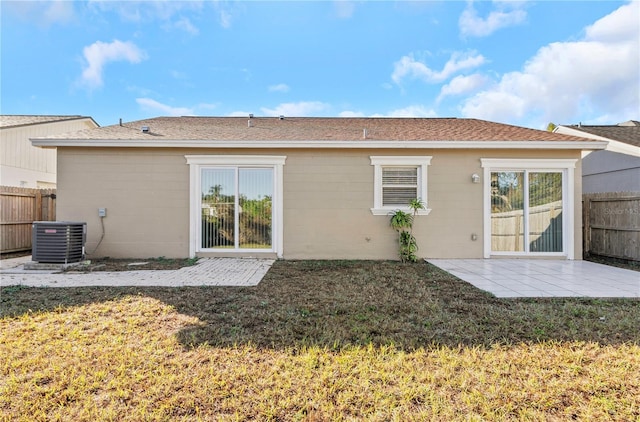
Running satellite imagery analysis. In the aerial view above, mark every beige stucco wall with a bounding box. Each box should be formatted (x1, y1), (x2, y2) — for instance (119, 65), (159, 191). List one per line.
(56, 147), (582, 260)
(282, 149), (582, 260)
(57, 148), (190, 258)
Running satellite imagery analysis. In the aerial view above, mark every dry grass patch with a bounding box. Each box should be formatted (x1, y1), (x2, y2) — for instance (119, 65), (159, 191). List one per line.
(2, 260), (639, 420)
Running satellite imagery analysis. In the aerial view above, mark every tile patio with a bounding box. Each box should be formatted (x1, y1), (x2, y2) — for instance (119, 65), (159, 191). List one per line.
(427, 259), (639, 298)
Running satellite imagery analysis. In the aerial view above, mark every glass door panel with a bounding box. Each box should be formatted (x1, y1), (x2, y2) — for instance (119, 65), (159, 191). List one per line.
(490, 170), (564, 254)
(528, 172), (563, 252)
(201, 168), (235, 249)
(490, 172), (525, 252)
(239, 168), (273, 249)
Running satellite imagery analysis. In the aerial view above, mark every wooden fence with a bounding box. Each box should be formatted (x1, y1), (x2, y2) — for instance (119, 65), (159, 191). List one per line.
(0, 186), (56, 253)
(491, 200), (563, 252)
(583, 193), (640, 262)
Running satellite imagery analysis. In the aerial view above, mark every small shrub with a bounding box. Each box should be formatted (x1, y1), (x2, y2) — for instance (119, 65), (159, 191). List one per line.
(390, 199), (425, 262)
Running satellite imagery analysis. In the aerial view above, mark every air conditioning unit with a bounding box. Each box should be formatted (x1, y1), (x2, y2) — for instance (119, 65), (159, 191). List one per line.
(32, 222), (87, 264)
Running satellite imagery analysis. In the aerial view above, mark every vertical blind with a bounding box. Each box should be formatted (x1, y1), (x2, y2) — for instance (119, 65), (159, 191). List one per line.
(201, 168), (235, 248)
(528, 172), (563, 252)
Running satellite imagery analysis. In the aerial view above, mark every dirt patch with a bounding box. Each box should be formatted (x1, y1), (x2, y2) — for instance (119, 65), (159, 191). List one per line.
(3, 260), (639, 348)
(65, 257), (199, 272)
(585, 254), (640, 272)
(1, 251), (31, 260)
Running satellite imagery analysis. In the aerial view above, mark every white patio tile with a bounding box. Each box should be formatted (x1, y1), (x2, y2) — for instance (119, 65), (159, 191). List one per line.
(427, 259), (639, 298)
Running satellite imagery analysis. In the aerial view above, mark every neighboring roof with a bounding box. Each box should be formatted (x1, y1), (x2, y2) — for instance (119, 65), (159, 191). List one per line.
(0, 115), (99, 129)
(556, 120), (640, 147)
(32, 116), (606, 150)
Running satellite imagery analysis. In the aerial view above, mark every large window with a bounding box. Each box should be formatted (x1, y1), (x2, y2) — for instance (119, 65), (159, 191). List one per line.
(186, 155), (286, 257)
(481, 159), (576, 259)
(370, 156), (432, 215)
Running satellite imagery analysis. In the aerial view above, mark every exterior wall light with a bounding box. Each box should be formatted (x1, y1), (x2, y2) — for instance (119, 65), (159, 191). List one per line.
(471, 173), (480, 183)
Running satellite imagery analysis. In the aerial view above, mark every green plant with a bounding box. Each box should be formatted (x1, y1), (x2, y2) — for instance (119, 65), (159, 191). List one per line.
(390, 199), (425, 262)
(390, 209), (413, 231)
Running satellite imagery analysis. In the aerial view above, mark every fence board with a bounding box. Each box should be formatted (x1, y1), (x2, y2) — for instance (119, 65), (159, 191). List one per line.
(0, 186), (56, 253)
(583, 193), (640, 262)
(491, 200), (562, 252)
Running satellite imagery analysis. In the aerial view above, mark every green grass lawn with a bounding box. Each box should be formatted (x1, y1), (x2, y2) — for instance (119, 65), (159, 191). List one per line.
(1, 260), (639, 421)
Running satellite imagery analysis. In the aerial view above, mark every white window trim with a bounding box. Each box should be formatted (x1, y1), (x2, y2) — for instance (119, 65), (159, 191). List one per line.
(185, 155), (286, 258)
(481, 158), (577, 259)
(370, 156), (432, 216)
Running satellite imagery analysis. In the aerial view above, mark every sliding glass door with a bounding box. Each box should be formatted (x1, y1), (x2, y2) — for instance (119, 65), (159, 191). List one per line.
(490, 170), (563, 254)
(201, 167), (274, 251)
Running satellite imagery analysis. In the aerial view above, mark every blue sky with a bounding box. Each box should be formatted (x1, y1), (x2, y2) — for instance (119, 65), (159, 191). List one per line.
(1, 1), (638, 129)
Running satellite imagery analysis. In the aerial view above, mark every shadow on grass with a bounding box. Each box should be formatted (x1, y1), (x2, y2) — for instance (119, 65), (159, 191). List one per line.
(2, 261), (638, 350)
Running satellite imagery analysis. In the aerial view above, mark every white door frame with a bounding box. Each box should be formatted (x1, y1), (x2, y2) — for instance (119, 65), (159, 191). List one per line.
(185, 155), (286, 258)
(481, 158), (577, 259)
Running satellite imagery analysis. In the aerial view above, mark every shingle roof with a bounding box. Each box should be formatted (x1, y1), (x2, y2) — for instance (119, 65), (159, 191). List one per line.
(0, 115), (96, 129)
(563, 121), (640, 147)
(39, 116), (593, 143)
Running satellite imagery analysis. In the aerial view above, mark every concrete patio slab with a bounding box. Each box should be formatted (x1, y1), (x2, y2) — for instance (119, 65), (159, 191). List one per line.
(426, 259), (639, 298)
(0, 257), (275, 288)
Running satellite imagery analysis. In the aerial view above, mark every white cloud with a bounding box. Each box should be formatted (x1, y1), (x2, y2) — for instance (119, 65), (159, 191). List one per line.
(136, 98), (194, 116)
(4, 0), (75, 26)
(333, 1), (356, 19)
(459, 1), (527, 38)
(373, 106), (438, 118)
(261, 101), (330, 117)
(80, 40), (147, 89)
(170, 70), (188, 80)
(268, 83), (291, 93)
(88, 1), (202, 22)
(43, 0), (75, 25)
(392, 51), (486, 85)
(460, 2), (639, 126)
(584, 1), (637, 43)
(214, 2), (233, 28)
(339, 110), (366, 117)
(227, 110), (254, 117)
(437, 73), (488, 102)
(337, 107), (437, 118)
(174, 17), (199, 35)
(87, 1), (205, 32)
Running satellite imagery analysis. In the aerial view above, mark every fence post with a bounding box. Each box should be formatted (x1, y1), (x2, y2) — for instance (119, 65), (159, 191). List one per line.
(583, 196), (590, 257)
(35, 190), (43, 222)
(48, 191), (56, 221)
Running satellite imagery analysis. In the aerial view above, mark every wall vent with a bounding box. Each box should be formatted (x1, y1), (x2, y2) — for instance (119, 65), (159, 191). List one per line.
(32, 222), (87, 264)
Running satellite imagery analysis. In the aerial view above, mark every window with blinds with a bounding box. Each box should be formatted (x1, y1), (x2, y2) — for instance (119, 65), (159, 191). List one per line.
(370, 156), (432, 215)
(382, 167), (418, 206)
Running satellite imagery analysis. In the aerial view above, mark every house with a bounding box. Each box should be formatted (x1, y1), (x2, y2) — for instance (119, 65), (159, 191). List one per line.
(554, 121), (640, 262)
(553, 121), (640, 194)
(31, 116), (606, 260)
(0, 115), (99, 188)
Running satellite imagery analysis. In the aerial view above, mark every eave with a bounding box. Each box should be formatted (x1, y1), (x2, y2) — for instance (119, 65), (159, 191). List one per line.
(31, 138), (608, 150)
